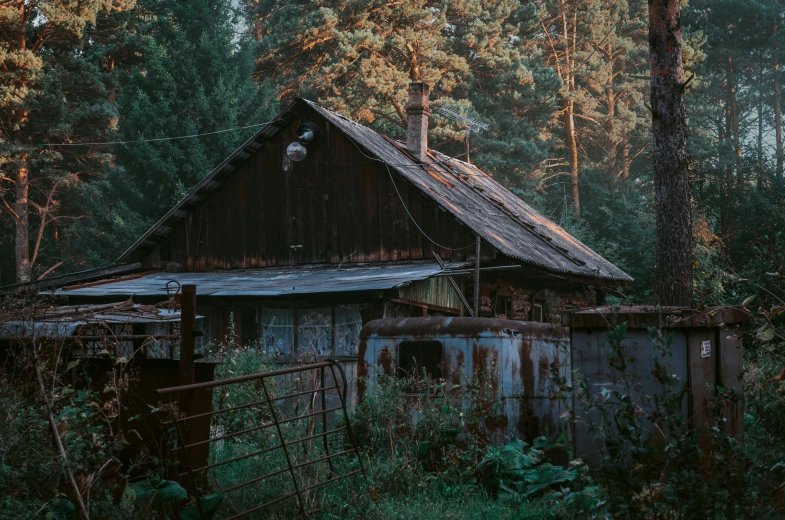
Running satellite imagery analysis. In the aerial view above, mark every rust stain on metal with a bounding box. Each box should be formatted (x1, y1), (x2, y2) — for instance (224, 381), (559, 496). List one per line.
(360, 317), (570, 445)
(538, 353), (550, 394)
(378, 346), (393, 375)
(360, 317), (568, 339)
(484, 414), (509, 430)
(472, 344), (499, 394)
(452, 350), (464, 386)
(357, 337), (368, 398)
(519, 338), (535, 398)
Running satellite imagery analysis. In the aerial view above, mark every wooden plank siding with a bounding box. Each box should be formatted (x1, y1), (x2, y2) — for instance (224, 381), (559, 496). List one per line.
(159, 105), (483, 271)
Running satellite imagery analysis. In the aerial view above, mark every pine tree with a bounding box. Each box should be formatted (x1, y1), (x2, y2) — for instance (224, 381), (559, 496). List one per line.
(252, 0), (556, 181)
(537, 0), (653, 218)
(0, 0), (135, 282)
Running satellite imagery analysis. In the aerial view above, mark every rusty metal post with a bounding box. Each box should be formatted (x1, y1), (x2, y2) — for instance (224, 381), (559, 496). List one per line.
(259, 378), (308, 517)
(179, 284), (197, 389)
(433, 252), (474, 317)
(474, 235), (481, 316)
(327, 360), (367, 481)
(321, 366), (335, 475)
(177, 284), (197, 480)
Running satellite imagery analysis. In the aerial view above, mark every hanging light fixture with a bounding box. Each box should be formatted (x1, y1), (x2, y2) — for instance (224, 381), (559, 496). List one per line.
(284, 122), (320, 165)
(297, 122), (319, 145)
(286, 142), (308, 162)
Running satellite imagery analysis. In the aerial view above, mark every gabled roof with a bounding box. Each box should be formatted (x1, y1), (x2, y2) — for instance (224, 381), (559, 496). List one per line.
(119, 99), (631, 283)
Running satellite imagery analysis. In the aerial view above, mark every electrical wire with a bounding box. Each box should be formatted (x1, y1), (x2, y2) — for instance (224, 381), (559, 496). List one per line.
(25, 100), (529, 254)
(28, 120), (279, 147)
(339, 117), (530, 169)
(384, 162), (476, 251)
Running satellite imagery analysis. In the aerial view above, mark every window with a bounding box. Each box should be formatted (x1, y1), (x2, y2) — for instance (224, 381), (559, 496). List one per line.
(493, 291), (511, 319)
(531, 303), (543, 322)
(397, 341), (443, 380)
(260, 305), (364, 357)
(261, 308), (295, 355)
(334, 305), (363, 356)
(297, 308), (332, 356)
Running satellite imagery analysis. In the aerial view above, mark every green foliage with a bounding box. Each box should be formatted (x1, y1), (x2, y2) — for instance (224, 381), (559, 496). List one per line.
(568, 323), (781, 519)
(0, 0), (136, 281)
(179, 493), (224, 520)
(255, 0), (556, 178)
(113, 0), (276, 218)
(130, 478), (187, 509)
(47, 499), (76, 520)
(476, 438), (577, 497)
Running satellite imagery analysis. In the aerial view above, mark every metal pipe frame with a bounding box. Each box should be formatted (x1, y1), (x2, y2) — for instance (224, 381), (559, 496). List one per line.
(157, 359), (367, 519)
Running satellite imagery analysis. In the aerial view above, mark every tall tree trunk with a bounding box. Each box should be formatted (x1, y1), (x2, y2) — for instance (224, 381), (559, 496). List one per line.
(607, 42), (618, 181)
(649, 0), (693, 306)
(727, 57), (742, 162)
(775, 52), (783, 176)
(565, 100), (580, 218)
(621, 141), (630, 180)
(15, 155), (30, 283)
(253, 0), (263, 41)
(758, 62), (764, 166)
(758, 61), (765, 186)
(563, 10), (580, 218)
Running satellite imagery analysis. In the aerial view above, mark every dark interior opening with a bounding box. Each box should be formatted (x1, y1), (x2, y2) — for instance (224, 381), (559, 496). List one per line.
(240, 307), (259, 346)
(397, 340), (443, 380)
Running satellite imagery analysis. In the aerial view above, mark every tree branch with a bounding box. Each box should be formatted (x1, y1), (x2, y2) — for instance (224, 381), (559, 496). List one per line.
(37, 260), (63, 280)
(31, 182), (59, 267)
(0, 194), (22, 223)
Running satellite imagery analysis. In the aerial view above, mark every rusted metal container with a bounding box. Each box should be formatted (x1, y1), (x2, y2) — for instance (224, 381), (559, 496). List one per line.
(358, 317), (570, 444)
(565, 306), (748, 465)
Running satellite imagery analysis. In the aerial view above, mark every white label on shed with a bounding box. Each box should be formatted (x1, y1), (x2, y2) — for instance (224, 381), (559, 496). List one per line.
(700, 340), (712, 359)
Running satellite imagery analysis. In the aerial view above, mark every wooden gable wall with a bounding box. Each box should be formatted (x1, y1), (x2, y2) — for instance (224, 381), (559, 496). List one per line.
(147, 102), (493, 271)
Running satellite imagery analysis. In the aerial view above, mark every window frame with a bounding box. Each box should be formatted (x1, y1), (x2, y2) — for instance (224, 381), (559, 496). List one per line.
(396, 340), (445, 381)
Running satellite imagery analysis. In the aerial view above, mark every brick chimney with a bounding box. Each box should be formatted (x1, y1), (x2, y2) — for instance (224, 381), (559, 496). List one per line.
(406, 82), (430, 162)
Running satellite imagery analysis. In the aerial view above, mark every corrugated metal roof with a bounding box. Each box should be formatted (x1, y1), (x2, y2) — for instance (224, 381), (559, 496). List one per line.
(0, 303), (190, 339)
(55, 262), (444, 297)
(118, 98), (631, 282)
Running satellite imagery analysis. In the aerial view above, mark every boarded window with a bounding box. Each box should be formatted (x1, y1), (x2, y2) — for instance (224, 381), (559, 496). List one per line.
(397, 341), (443, 380)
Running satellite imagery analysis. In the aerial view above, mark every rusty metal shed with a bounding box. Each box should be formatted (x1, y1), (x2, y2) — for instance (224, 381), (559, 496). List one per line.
(565, 306), (748, 465)
(358, 317), (571, 444)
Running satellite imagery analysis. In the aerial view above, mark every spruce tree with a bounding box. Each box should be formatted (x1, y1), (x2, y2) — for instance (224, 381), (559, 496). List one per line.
(112, 0), (276, 220)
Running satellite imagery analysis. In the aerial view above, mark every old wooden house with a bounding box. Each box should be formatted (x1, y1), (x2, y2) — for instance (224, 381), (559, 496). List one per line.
(33, 82), (630, 359)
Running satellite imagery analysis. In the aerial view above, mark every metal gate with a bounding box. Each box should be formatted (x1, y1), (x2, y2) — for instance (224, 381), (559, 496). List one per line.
(156, 359), (367, 519)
